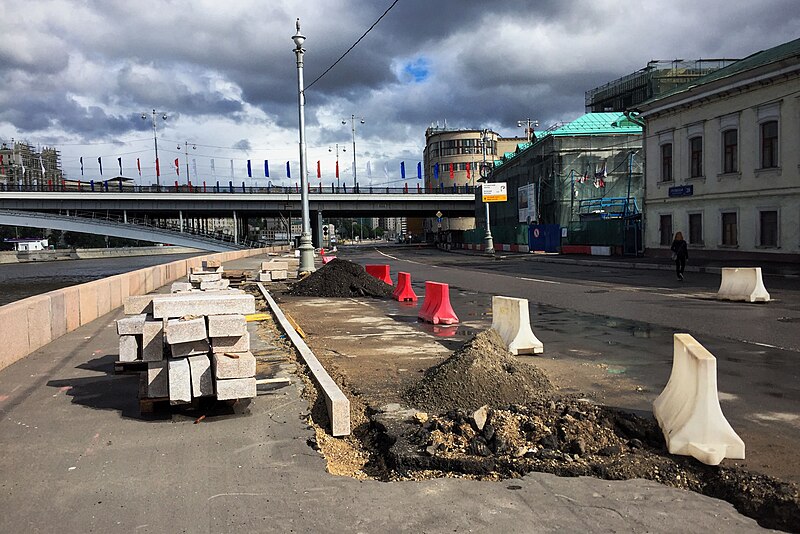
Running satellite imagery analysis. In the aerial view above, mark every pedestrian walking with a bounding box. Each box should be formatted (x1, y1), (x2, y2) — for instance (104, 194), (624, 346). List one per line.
(671, 231), (688, 280)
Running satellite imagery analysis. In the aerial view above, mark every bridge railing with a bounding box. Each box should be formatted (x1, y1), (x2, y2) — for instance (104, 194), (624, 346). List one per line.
(0, 181), (477, 195)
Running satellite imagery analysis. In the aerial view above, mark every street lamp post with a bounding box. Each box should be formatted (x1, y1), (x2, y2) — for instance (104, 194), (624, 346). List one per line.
(293, 19), (315, 273)
(178, 141), (196, 185)
(481, 129), (494, 254)
(342, 115), (364, 191)
(517, 118), (538, 143)
(141, 109), (167, 190)
(328, 143), (346, 190)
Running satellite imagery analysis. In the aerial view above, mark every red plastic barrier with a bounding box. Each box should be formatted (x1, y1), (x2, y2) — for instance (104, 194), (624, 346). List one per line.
(392, 272), (418, 302)
(560, 245), (591, 254)
(418, 281), (459, 325)
(322, 256), (336, 264)
(365, 264), (393, 285)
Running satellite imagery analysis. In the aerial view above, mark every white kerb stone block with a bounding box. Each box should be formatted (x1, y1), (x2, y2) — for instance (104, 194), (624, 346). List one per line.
(168, 358), (192, 403)
(207, 314), (247, 338)
(270, 270), (288, 281)
(151, 293), (256, 319)
(215, 377), (257, 400)
(188, 355), (214, 397)
(171, 282), (194, 293)
(170, 339), (211, 358)
(142, 320), (164, 361)
(262, 261), (289, 271)
(212, 351), (256, 379)
(118, 335), (139, 362)
(165, 317), (207, 345)
(211, 334), (250, 353)
(146, 361), (169, 398)
(257, 272), (271, 282)
(200, 279), (230, 290)
(189, 272), (222, 283)
(116, 314), (147, 335)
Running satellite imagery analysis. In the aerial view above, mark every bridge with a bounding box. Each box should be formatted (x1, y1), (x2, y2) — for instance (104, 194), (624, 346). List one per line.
(0, 184), (477, 249)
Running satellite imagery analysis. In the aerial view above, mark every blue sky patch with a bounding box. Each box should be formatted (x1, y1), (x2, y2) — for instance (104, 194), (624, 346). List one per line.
(403, 57), (429, 83)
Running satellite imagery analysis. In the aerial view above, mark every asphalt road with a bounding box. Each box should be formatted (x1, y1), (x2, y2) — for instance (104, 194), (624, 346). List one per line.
(336, 244), (800, 484)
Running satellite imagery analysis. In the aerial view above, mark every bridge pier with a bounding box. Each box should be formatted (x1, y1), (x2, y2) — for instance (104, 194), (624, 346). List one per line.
(233, 211), (238, 244)
(178, 210), (183, 233)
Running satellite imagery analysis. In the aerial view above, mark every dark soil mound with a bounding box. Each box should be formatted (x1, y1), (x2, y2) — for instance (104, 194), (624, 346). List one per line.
(288, 258), (394, 299)
(404, 329), (554, 413)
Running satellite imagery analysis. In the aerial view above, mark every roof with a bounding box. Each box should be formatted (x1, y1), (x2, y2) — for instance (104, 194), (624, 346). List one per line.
(638, 37), (800, 109)
(547, 112), (642, 136)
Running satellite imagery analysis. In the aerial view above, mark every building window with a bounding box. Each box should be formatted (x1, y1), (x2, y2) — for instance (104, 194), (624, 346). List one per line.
(660, 143), (673, 182)
(689, 213), (703, 245)
(722, 129), (738, 173)
(721, 212), (738, 246)
(759, 210), (778, 247)
(689, 137), (703, 178)
(660, 214), (672, 246)
(760, 120), (778, 169)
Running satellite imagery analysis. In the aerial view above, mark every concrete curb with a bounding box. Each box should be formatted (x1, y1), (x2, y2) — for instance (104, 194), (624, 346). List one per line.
(257, 283), (350, 437)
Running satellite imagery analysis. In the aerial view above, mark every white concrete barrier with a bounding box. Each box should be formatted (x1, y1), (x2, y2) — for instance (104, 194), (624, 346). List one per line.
(653, 334), (744, 466)
(490, 296), (544, 355)
(717, 267), (770, 303)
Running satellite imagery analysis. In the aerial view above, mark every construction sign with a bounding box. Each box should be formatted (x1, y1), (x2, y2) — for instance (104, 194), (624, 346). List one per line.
(482, 182), (507, 202)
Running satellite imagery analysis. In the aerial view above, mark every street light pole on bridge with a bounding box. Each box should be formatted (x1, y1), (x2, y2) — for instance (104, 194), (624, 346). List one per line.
(141, 109), (167, 190)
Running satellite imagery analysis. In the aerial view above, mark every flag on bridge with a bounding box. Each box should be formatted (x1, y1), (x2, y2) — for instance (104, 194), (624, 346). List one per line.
(417, 161), (422, 179)
(229, 159), (234, 179)
(137, 158), (141, 176)
(210, 158), (215, 178)
(466, 162), (471, 181)
(155, 158), (160, 177)
(192, 158), (197, 180)
(383, 161), (389, 179)
(286, 161), (291, 178)
(39, 156), (45, 177)
(118, 157), (122, 175)
(98, 157), (103, 176)
(366, 161), (372, 179)
(400, 161), (405, 179)
(80, 157), (84, 176)
(449, 162), (454, 180)
(316, 160), (321, 178)
(247, 160), (252, 178)
(434, 162), (439, 181)
(264, 160), (269, 177)
(335, 160), (339, 178)
(174, 158), (180, 175)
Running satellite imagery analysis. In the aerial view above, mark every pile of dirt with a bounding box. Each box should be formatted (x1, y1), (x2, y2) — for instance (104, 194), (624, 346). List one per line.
(387, 400), (799, 533)
(403, 329), (554, 413)
(288, 259), (394, 299)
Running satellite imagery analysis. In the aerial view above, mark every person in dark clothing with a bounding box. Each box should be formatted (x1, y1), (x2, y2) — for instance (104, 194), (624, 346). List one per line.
(671, 231), (688, 280)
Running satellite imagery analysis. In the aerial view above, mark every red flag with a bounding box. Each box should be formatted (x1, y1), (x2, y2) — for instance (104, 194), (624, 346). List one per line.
(316, 160), (321, 178)
(449, 163), (454, 180)
(466, 162), (471, 180)
(155, 158), (160, 177)
(335, 160), (339, 178)
(174, 158), (180, 175)
(136, 158), (141, 176)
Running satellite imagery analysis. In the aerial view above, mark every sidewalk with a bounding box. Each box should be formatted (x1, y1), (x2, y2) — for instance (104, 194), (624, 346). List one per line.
(0, 253), (778, 533)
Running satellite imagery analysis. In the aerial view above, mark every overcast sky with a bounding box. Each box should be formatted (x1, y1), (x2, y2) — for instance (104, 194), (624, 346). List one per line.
(1, 0), (798, 186)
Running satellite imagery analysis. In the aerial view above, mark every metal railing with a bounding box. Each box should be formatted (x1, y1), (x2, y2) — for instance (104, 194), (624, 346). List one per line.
(0, 181), (477, 195)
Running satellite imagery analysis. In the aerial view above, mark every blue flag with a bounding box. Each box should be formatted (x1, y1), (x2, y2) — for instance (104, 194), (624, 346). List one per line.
(247, 160), (252, 178)
(433, 162), (439, 181)
(400, 161), (405, 179)
(264, 160), (269, 177)
(417, 162), (422, 179)
(286, 161), (291, 178)
(98, 157), (103, 176)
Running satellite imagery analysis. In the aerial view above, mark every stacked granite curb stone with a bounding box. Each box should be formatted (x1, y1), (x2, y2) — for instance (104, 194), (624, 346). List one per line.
(116, 261), (258, 410)
(257, 260), (289, 283)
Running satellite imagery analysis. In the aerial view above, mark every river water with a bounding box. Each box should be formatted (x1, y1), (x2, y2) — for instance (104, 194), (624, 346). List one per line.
(0, 254), (200, 306)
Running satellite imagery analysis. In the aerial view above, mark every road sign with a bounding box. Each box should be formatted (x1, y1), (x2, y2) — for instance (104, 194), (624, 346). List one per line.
(435, 210), (443, 218)
(482, 182), (507, 202)
(479, 163), (491, 179)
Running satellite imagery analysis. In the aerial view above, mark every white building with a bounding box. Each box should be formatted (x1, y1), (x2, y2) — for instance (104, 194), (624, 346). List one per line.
(636, 38), (800, 261)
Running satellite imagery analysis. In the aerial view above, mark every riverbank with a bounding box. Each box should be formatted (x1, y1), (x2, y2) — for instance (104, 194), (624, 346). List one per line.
(0, 245), (200, 264)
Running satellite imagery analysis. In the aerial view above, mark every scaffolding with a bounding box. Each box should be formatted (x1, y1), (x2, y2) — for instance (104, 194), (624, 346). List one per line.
(0, 141), (63, 186)
(585, 59), (740, 112)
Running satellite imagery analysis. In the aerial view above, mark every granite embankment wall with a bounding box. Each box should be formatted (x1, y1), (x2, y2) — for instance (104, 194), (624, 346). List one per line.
(0, 246), (287, 373)
(0, 246), (200, 264)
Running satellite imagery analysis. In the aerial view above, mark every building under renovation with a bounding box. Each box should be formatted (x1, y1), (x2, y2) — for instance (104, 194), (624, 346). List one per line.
(585, 59), (739, 113)
(0, 141), (64, 187)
